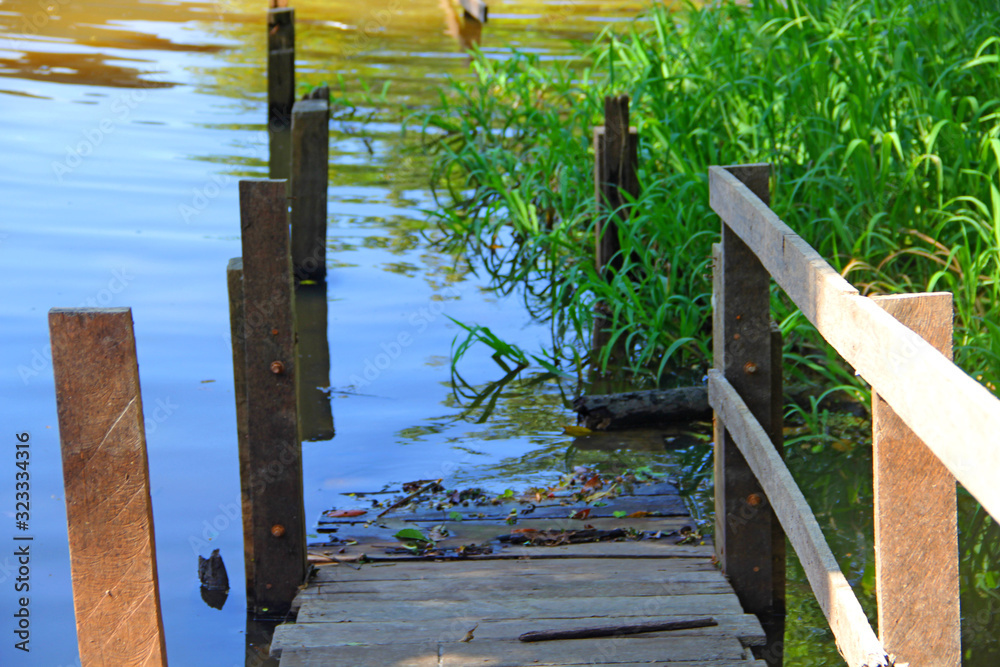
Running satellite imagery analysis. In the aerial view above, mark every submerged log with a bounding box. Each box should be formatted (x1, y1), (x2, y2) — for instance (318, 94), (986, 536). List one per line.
(573, 387), (711, 431)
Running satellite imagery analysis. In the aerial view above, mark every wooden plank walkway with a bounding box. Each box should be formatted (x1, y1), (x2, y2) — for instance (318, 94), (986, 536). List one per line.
(270, 481), (767, 666)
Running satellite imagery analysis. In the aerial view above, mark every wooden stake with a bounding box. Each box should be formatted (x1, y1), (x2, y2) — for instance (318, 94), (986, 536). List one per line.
(593, 95), (638, 277)
(49, 308), (167, 667)
(227, 257), (255, 603)
(291, 98), (330, 282)
(712, 163), (784, 665)
(268, 8), (294, 181)
(239, 179), (306, 617)
(871, 293), (959, 666)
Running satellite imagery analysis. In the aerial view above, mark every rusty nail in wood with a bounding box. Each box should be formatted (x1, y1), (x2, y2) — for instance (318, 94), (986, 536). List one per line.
(733, 333), (741, 340)
(271, 328), (279, 335)
(744, 361), (758, 374)
(270, 361), (284, 374)
(747, 493), (763, 506)
(271, 524), (286, 537)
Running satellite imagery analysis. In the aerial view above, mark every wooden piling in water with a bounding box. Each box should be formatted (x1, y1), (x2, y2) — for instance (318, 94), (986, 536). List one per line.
(712, 163), (785, 666)
(268, 8), (294, 181)
(49, 307), (167, 667)
(239, 179), (307, 617)
(226, 257), (256, 604)
(291, 97), (330, 283)
(594, 94), (638, 277)
(871, 293), (959, 666)
(295, 282), (335, 442)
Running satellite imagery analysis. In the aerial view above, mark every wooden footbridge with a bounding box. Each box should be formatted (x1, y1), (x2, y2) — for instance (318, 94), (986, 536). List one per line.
(43, 6), (1000, 667)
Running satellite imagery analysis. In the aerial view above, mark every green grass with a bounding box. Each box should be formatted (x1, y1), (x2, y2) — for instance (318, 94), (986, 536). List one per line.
(410, 0), (1000, 661)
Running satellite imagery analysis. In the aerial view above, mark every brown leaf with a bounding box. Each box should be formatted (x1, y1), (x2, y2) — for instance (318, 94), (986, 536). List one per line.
(324, 509), (367, 518)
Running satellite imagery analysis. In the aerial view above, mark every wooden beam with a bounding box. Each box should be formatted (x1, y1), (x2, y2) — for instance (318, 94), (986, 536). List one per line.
(268, 8), (294, 181)
(594, 95), (639, 277)
(239, 179), (306, 617)
(709, 165), (1000, 521)
(871, 293), (959, 666)
(49, 308), (167, 666)
(708, 370), (889, 667)
(227, 258), (255, 603)
(712, 164), (784, 665)
(290, 98), (330, 283)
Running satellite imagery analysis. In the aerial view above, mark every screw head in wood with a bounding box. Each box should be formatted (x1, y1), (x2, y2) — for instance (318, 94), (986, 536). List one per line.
(744, 361), (759, 374)
(271, 524), (286, 537)
(270, 361), (284, 374)
(747, 493), (763, 507)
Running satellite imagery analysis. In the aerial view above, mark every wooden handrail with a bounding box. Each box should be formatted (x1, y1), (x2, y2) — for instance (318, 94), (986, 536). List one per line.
(707, 163), (993, 666)
(708, 370), (888, 667)
(709, 165), (1000, 522)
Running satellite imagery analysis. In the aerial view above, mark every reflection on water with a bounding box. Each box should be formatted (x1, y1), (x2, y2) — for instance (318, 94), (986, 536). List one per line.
(0, 1), (659, 665)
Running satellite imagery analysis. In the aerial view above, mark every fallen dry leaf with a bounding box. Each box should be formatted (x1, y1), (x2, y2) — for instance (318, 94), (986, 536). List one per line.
(324, 509), (367, 518)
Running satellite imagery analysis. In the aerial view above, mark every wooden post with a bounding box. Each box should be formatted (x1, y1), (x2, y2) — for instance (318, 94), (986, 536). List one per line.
(239, 179), (306, 617)
(712, 163), (784, 665)
(227, 258), (255, 604)
(295, 282), (335, 442)
(593, 95), (638, 277)
(871, 293), (959, 666)
(49, 308), (167, 666)
(291, 98), (330, 283)
(268, 8), (294, 181)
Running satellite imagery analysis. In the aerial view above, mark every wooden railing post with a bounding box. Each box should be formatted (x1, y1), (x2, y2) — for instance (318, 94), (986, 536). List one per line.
(268, 7), (294, 181)
(49, 307), (167, 666)
(239, 179), (306, 617)
(712, 163), (785, 665)
(871, 293), (959, 666)
(290, 96), (330, 283)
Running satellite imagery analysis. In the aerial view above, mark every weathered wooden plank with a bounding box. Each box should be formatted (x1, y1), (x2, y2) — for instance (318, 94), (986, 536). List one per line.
(310, 578), (732, 601)
(709, 165), (1000, 520)
(272, 614), (765, 653)
(279, 643), (438, 667)
(297, 592), (745, 624)
(310, 557), (719, 582)
(871, 293), (959, 666)
(319, 493), (689, 525)
(240, 179), (306, 616)
(713, 164), (784, 665)
(227, 257), (255, 604)
(441, 635), (748, 666)
(290, 98), (329, 282)
(49, 308), (167, 667)
(708, 369), (888, 667)
(310, 538), (712, 563)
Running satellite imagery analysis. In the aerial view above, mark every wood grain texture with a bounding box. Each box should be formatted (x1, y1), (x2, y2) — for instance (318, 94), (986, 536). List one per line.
(240, 179), (306, 616)
(290, 98), (329, 282)
(712, 164), (784, 661)
(227, 258), (256, 602)
(871, 293), (959, 666)
(708, 370), (889, 667)
(593, 104), (638, 277)
(49, 308), (167, 667)
(709, 165), (1000, 520)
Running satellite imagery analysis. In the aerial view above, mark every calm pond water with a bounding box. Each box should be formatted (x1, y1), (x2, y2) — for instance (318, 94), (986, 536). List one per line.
(0, 1), (683, 665)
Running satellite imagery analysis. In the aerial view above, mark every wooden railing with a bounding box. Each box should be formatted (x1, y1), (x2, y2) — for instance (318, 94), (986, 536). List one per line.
(709, 163), (1000, 667)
